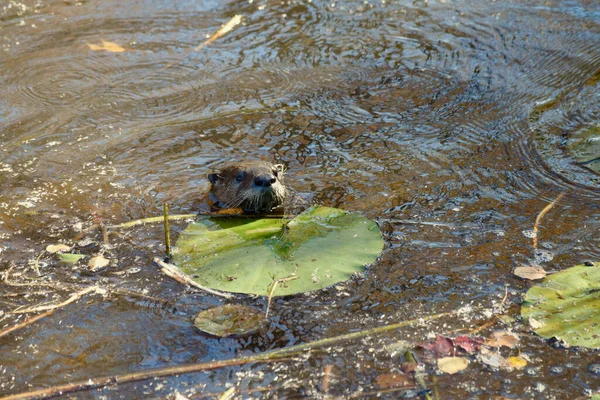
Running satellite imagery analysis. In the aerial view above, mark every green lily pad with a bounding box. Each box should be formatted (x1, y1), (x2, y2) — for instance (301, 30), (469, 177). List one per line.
(567, 125), (600, 174)
(194, 305), (266, 337)
(521, 262), (600, 348)
(172, 206), (384, 296)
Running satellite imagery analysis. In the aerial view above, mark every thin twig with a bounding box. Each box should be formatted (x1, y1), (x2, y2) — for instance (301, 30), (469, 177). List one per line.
(33, 251), (44, 276)
(3, 265), (57, 288)
(10, 285), (102, 314)
(155, 15), (242, 76)
(265, 275), (299, 319)
(164, 203), (172, 258)
(532, 193), (564, 250)
(153, 258), (233, 299)
(217, 387), (236, 400)
(0, 309), (56, 339)
(2, 311), (453, 400)
(194, 15), (242, 52)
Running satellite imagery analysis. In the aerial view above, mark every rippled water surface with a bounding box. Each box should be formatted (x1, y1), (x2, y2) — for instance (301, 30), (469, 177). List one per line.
(1, 0), (599, 398)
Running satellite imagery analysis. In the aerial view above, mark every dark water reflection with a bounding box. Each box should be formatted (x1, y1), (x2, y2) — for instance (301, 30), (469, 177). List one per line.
(1, 0), (599, 397)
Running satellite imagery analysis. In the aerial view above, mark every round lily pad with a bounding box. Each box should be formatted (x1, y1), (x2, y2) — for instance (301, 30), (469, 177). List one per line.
(194, 305), (265, 337)
(521, 262), (600, 348)
(172, 206), (384, 296)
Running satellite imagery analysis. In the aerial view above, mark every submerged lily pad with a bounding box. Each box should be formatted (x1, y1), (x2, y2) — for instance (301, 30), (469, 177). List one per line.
(172, 206), (383, 296)
(521, 262), (600, 348)
(194, 305), (265, 337)
(567, 125), (600, 174)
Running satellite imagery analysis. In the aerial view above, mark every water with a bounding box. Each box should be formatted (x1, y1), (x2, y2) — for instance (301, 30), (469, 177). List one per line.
(1, 0), (599, 398)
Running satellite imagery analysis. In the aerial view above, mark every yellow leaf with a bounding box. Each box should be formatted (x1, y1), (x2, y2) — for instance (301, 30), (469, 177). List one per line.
(46, 244), (72, 253)
(507, 356), (528, 369)
(437, 357), (469, 374)
(89, 254), (110, 271)
(87, 40), (126, 53)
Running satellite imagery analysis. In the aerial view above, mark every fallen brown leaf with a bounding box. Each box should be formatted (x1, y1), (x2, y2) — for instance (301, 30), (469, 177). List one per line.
(486, 331), (520, 349)
(514, 265), (547, 280)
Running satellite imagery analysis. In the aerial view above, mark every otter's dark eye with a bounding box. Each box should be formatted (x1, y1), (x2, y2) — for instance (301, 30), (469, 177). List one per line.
(235, 172), (245, 183)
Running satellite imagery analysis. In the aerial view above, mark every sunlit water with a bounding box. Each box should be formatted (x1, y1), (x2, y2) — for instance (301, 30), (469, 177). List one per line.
(0, 0), (599, 397)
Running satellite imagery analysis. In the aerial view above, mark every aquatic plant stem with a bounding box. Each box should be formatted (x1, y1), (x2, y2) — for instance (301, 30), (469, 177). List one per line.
(163, 203), (171, 258)
(108, 214), (197, 229)
(1, 311), (453, 400)
(532, 192), (564, 250)
(107, 213), (288, 230)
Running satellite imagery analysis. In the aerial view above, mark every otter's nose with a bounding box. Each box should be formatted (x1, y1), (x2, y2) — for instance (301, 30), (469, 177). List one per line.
(254, 174), (276, 188)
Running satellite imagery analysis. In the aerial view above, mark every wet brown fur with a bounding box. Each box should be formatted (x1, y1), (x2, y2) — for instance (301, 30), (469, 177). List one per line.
(208, 161), (286, 213)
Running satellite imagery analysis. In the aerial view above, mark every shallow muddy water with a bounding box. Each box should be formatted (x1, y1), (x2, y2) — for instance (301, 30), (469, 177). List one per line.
(1, 0), (599, 398)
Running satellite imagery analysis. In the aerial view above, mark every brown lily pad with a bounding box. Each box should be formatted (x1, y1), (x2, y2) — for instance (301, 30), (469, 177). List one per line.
(193, 305), (266, 337)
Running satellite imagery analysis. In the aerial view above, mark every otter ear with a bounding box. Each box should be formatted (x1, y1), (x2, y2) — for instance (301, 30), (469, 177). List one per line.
(208, 173), (219, 184)
(273, 164), (285, 174)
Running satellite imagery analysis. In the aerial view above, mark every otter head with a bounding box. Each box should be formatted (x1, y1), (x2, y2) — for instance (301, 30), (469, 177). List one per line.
(208, 162), (286, 213)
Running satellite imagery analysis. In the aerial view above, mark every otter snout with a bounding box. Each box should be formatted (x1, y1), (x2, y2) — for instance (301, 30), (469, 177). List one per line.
(254, 174), (277, 188)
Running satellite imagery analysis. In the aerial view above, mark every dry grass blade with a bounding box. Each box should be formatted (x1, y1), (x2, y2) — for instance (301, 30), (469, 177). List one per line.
(532, 193), (564, 249)
(10, 285), (102, 314)
(195, 15), (242, 52)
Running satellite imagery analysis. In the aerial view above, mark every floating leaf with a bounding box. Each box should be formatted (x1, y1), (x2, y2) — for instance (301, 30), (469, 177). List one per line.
(453, 335), (484, 354)
(507, 356), (528, 370)
(57, 253), (86, 264)
(514, 265), (547, 280)
(521, 262), (600, 348)
(193, 305), (265, 337)
(485, 331), (520, 349)
(87, 40), (126, 53)
(437, 357), (469, 374)
(46, 244), (72, 254)
(478, 349), (510, 369)
(417, 335), (455, 357)
(88, 254), (110, 271)
(172, 206), (384, 296)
